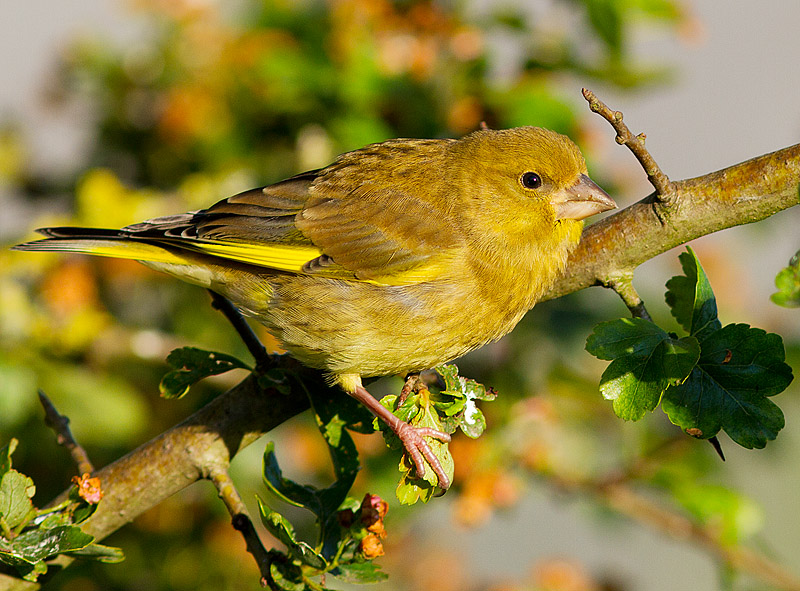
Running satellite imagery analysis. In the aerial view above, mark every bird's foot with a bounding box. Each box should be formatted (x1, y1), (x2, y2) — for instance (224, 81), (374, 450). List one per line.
(350, 383), (452, 490)
(393, 420), (451, 490)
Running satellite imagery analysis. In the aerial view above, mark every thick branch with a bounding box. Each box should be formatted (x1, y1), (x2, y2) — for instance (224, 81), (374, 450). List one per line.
(0, 371), (313, 590)
(544, 142), (800, 300)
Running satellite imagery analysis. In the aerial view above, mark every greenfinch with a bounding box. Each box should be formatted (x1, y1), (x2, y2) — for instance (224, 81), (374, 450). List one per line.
(14, 126), (615, 488)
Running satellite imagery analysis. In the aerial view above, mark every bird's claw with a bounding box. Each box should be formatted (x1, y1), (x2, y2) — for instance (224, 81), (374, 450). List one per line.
(394, 421), (451, 489)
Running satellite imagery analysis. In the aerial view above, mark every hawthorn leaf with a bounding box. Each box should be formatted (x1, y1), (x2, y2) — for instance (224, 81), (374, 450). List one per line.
(0, 471), (36, 529)
(665, 247), (722, 341)
(0, 526), (93, 564)
(159, 347), (249, 399)
(0, 439), (17, 478)
(434, 364), (495, 438)
(586, 318), (699, 420)
(771, 250), (800, 308)
(662, 323), (792, 448)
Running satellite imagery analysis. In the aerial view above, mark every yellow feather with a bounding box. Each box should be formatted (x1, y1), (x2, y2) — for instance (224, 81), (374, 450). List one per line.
(179, 241), (322, 274)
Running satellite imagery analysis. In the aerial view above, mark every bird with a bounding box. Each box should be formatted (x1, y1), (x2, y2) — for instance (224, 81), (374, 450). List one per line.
(14, 126), (616, 489)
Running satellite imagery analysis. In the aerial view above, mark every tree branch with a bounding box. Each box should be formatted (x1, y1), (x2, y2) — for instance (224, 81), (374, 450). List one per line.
(0, 369), (315, 590)
(543, 141), (800, 301)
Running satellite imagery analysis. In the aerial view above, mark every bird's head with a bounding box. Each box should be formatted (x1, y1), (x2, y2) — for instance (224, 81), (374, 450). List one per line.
(450, 126), (616, 238)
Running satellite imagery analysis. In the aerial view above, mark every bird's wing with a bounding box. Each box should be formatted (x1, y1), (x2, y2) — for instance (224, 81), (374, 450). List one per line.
(18, 163), (461, 286)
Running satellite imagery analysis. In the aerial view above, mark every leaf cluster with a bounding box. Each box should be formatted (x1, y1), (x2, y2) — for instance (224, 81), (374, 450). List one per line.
(256, 383), (387, 590)
(0, 440), (122, 582)
(376, 367), (496, 504)
(586, 247), (793, 448)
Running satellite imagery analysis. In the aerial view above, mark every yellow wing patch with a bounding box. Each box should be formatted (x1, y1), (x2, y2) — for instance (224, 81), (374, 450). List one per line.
(181, 241), (322, 273)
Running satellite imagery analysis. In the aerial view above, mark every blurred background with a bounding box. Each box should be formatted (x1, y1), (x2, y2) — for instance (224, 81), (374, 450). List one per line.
(1, 0), (799, 589)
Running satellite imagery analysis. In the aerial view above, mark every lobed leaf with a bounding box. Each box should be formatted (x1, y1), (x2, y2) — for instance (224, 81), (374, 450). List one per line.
(434, 365), (495, 438)
(662, 324), (792, 448)
(0, 470), (36, 529)
(586, 318), (699, 420)
(0, 439), (17, 478)
(665, 247), (721, 341)
(771, 250), (800, 308)
(0, 526), (93, 572)
(391, 395), (454, 505)
(159, 347), (250, 399)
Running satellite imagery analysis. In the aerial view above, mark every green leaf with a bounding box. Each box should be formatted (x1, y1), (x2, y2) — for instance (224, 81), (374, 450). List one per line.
(665, 247), (722, 341)
(305, 387), (364, 481)
(70, 500), (99, 525)
(0, 439), (17, 478)
(0, 471), (36, 529)
(586, 318), (700, 420)
(159, 347), (250, 399)
(257, 498), (327, 570)
(0, 526), (93, 565)
(333, 561), (389, 583)
(268, 557), (305, 591)
(388, 396), (454, 505)
(434, 365), (495, 438)
(771, 250), (800, 308)
(65, 542), (125, 563)
(262, 443), (320, 510)
(303, 385), (364, 559)
(662, 323), (792, 447)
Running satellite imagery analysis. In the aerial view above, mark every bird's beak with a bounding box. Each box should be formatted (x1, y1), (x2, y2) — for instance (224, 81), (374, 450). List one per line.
(551, 174), (617, 221)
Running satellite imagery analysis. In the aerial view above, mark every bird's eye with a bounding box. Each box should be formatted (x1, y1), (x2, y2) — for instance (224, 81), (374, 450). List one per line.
(521, 172), (542, 189)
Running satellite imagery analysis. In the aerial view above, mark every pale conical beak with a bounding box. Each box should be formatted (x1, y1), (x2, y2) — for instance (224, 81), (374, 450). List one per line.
(551, 174), (617, 221)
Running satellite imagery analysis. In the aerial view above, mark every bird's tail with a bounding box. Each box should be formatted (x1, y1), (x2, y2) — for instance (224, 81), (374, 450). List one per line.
(12, 227), (192, 266)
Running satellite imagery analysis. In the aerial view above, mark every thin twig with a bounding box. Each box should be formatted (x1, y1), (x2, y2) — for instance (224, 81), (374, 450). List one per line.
(38, 390), (94, 475)
(582, 88), (674, 200)
(209, 468), (272, 587)
(208, 290), (270, 369)
(607, 275), (653, 321)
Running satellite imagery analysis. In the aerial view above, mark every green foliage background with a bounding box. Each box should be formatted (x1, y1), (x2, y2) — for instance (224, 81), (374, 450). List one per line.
(1, 1), (798, 589)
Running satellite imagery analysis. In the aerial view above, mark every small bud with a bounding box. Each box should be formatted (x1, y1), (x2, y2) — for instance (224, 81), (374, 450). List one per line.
(337, 508), (355, 528)
(361, 493), (388, 518)
(72, 473), (103, 504)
